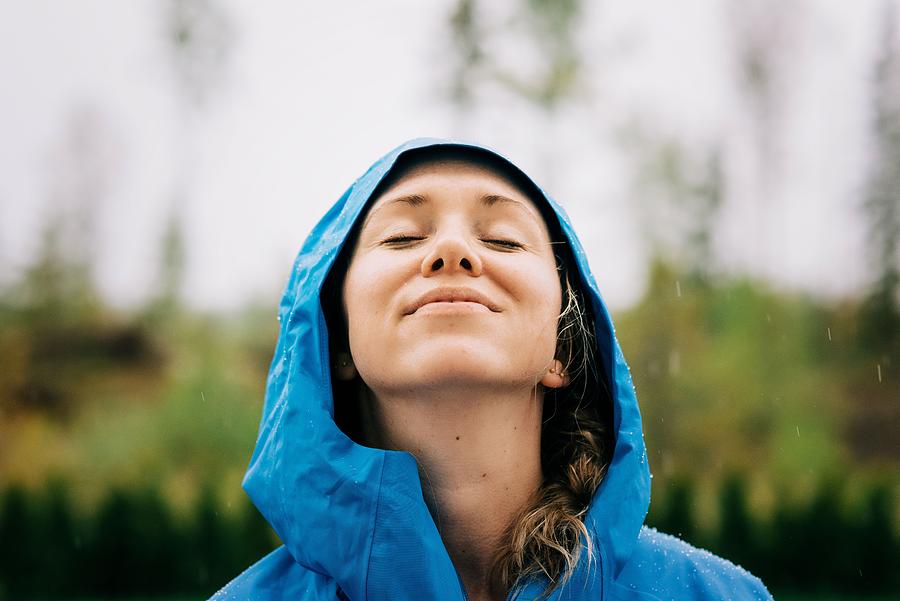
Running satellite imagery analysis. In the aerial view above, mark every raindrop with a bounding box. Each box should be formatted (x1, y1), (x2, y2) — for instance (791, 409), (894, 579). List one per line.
(674, 280), (682, 298)
(876, 363), (882, 383)
(826, 327), (832, 341)
(796, 426), (800, 438)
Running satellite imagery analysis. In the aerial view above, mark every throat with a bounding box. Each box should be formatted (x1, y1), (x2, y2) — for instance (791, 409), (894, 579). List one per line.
(363, 386), (545, 601)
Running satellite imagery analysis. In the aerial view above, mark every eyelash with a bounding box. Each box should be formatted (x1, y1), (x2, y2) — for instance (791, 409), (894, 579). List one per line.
(382, 235), (523, 250)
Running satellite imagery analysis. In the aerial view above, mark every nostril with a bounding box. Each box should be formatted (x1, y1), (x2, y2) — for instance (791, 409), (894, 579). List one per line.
(460, 258), (472, 270)
(431, 258), (444, 271)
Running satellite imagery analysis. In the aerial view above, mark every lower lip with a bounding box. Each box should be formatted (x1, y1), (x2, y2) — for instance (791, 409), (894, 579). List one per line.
(413, 301), (492, 315)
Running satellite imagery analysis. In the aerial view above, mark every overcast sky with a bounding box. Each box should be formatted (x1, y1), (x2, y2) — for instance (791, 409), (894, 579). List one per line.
(0, 1), (891, 311)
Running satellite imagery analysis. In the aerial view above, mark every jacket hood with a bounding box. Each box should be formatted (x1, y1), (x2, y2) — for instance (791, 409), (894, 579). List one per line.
(242, 138), (651, 600)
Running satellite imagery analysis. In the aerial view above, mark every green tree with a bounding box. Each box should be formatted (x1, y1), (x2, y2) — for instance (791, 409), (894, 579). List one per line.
(652, 476), (698, 546)
(798, 480), (852, 592)
(0, 486), (38, 598)
(237, 499), (279, 572)
(145, 208), (187, 322)
(34, 480), (79, 597)
(190, 483), (233, 593)
(715, 473), (758, 572)
(88, 489), (144, 596)
(855, 482), (897, 593)
(859, 0), (900, 353)
(445, 0), (584, 175)
(629, 140), (724, 284)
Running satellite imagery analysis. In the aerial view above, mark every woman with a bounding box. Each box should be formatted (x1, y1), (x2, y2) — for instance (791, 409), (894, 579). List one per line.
(213, 139), (773, 600)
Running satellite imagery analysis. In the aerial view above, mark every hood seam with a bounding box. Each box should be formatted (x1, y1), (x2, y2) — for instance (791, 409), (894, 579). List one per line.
(316, 305), (331, 403)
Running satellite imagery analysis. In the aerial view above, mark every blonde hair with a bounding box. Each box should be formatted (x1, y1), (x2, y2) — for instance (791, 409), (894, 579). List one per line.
(490, 264), (612, 597)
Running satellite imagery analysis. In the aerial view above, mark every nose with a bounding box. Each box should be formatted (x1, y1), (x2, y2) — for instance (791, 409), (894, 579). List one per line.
(421, 225), (483, 277)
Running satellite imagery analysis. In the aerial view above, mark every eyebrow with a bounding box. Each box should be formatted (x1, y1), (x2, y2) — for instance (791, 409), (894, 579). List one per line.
(360, 193), (542, 232)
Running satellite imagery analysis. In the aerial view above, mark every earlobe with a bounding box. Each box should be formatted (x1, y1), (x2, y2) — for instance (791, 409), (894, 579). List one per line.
(334, 351), (358, 381)
(541, 358), (570, 389)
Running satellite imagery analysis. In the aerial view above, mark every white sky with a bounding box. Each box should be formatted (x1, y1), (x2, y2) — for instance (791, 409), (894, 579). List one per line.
(0, 1), (891, 312)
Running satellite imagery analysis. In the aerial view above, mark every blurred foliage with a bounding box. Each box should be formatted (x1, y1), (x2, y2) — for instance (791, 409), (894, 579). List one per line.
(446, 0), (585, 120)
(616, 259), (899, 486)
(622, 132), (724, 281)
(165, 0), (235, 110)
(0, 474), (895, 598)
(0, 481), (278, 600)
(1, 238), (898, 595)
(3, 243), (897, 498)
(860, 1), (900, 356)
(0, 258), (274, 509)
(644, 472), (899, 595)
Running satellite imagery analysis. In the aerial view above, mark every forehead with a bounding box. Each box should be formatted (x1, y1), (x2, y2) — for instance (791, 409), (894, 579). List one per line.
(375, 158), (530, 198)
(363, 156), (549, 224)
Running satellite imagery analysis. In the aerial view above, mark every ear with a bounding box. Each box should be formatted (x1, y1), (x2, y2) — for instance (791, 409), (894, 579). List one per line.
(334, 351), (358, 381)
(540, 358), (570, 389)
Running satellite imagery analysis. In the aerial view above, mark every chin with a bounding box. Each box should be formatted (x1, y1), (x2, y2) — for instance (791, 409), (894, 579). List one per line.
(396, 346), (528, 389)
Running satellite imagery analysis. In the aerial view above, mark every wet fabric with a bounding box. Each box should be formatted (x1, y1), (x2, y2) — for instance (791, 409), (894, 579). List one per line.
(211, 138), (773, 600)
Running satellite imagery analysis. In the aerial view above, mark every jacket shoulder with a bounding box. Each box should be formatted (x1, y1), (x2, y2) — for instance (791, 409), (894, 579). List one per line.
(609, 526), (773, 601)
(210, 546), (340, 601)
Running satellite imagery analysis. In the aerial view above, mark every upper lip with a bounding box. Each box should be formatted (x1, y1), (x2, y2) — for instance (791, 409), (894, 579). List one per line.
(404, 286), (502, 315)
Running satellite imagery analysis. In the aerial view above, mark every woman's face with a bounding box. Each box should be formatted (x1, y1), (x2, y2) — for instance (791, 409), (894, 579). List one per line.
(341, 159), (564, 397)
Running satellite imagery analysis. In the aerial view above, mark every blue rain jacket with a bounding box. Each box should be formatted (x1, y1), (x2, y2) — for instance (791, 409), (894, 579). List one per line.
(212, 139), (774, 600)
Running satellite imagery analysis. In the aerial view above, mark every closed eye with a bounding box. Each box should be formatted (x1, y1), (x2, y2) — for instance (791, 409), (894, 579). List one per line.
(382, 235), (425, 246)
(382, 236), (523, 250)
(483, 239), (523, 250)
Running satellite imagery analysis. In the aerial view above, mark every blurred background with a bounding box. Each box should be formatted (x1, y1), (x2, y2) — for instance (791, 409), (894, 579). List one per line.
(0, 1), (898, 599)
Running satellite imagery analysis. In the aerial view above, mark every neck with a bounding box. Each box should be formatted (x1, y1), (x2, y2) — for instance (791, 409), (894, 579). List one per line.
(362, 383), (544, 601)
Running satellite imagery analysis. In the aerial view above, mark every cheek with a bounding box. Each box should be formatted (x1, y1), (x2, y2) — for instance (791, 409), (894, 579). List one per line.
(343, 262), (375, 335)
(345, 255), (383, 302)
(342, 255), (405, 342)
(497, 256), (562, 338)
(508, 256), (561, 311)
(496, 259), (562, 375)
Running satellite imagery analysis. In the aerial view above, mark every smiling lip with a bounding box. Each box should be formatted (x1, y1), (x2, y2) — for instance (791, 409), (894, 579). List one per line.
(404, 286), (501, 315)
(414, 301), (491, 315)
